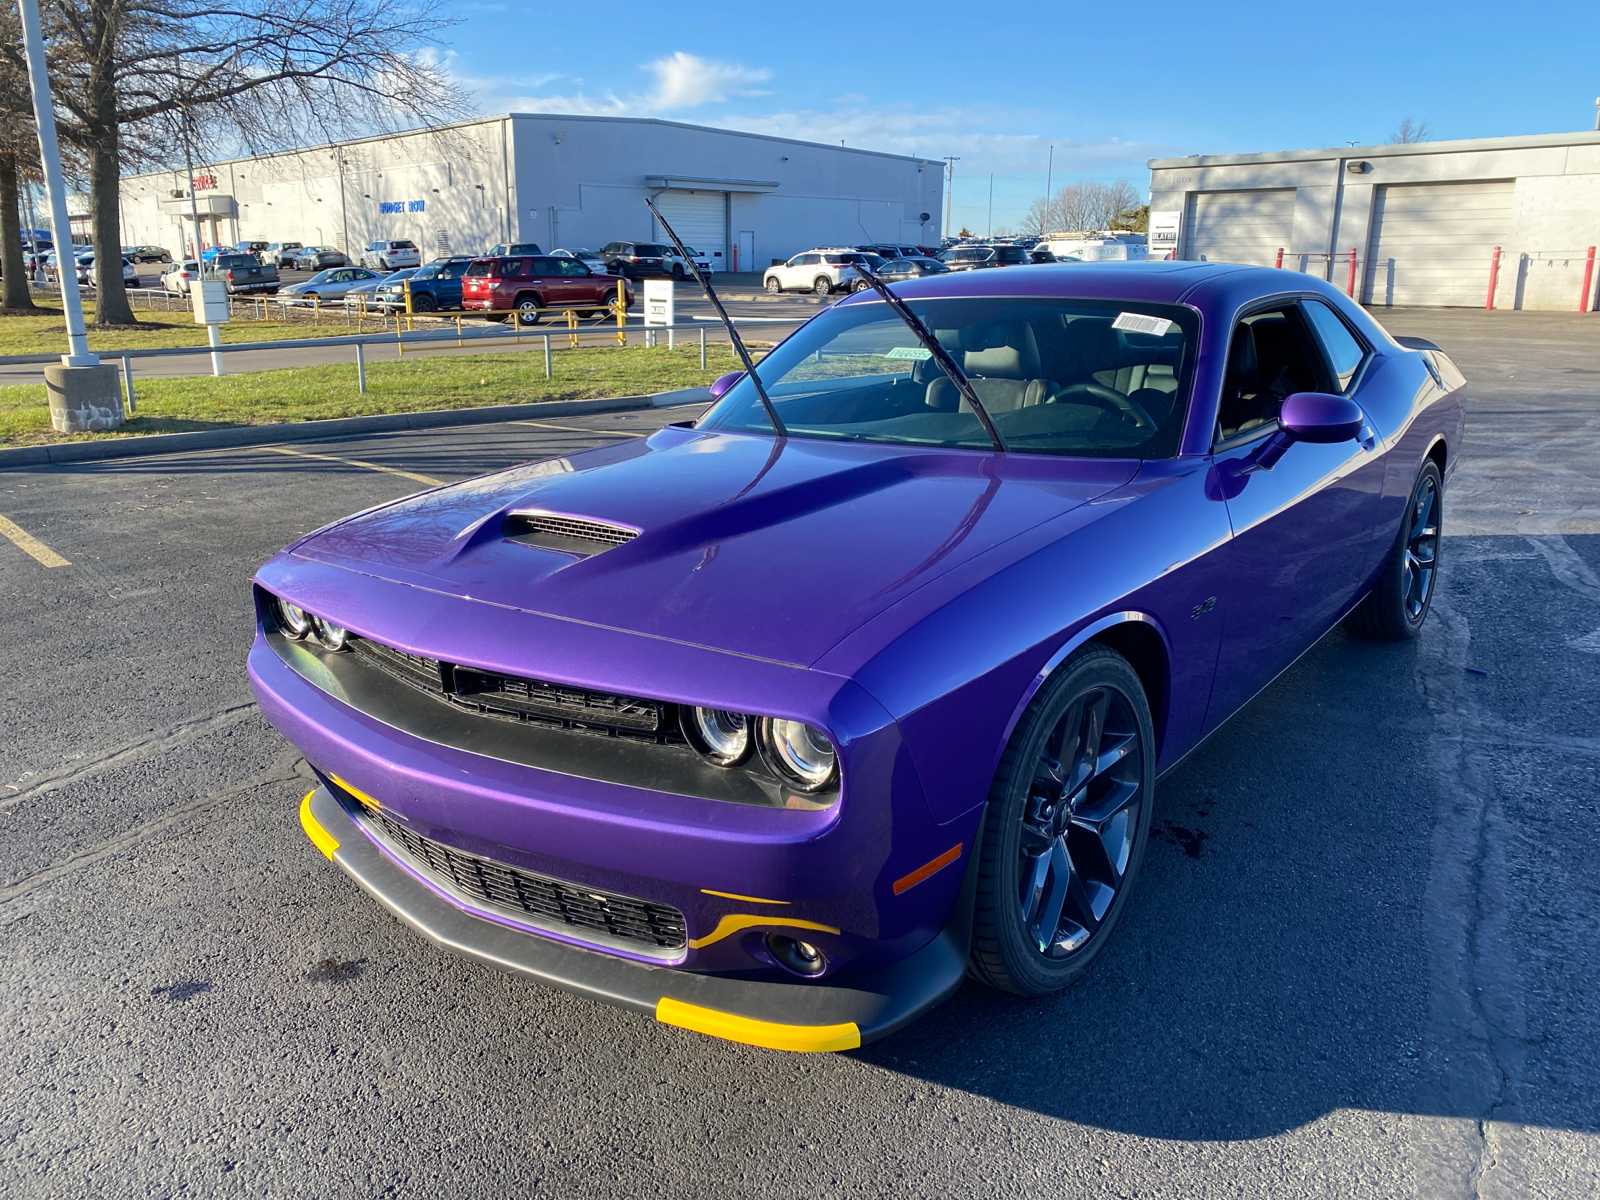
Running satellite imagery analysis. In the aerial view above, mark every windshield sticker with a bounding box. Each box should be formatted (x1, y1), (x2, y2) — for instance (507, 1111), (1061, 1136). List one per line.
(1112, 312), (1173, 337)
(883, 346), (932, 360)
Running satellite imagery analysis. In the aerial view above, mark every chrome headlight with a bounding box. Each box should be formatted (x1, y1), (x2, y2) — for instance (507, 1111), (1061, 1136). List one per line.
(758, 719), (838, 791)
(311, 615), (349, 651)
(685, 707), (751, 766)
(276, 597), (311, 638)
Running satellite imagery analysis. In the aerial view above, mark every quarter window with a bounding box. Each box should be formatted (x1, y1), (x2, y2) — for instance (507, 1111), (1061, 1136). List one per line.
(1303, 300), (1368, 392)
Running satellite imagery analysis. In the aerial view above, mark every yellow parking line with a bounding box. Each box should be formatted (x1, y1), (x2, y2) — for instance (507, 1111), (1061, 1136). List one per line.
(261, 446), (444, 487)
(508, 419), (642, 436)
(0, 513), (69, 567)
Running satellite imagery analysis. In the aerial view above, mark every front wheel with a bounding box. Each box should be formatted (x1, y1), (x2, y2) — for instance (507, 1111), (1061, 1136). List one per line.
(813, 276), (832, 296)
(969, 644), (1155, 996)
(764, 276), (782, 295)
(672, 263), (685, 281)
(851, 277), (871, 292)
(1345, 459), (1442, 640)
(411, 293), (438, 313)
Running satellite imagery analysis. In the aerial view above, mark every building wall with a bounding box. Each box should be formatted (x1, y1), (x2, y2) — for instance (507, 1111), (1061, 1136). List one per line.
(1148, 133), (1600, 310)
(107, 114), (942, 270)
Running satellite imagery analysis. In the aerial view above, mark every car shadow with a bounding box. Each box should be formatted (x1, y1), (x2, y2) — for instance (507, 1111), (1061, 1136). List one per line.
(854, 622), (1600, 1142)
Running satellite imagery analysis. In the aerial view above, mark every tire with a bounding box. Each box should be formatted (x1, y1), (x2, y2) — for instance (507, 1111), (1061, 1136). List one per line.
(1344, 459), (1442, 640)
(851, 278), (871, 292)
(514, 294), (543, 326)
(969, 643), (1156, 996)
(765, 276), (782, 295)
(813, 276), (832, 296)
(412, 293), (438, 313)
(672, 263), (685, 281)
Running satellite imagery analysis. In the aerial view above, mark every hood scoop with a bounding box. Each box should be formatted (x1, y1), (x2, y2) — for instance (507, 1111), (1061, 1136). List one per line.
(503, 510), (641, 559)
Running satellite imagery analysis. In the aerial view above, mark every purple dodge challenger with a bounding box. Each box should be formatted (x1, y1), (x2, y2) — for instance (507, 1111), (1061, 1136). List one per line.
(249, 262), (1464, 1052)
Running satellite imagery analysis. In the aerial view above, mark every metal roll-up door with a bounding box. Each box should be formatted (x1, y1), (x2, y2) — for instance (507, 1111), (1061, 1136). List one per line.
(1183, 189), (1296, 266)
(651, 190), (726, 267)
(1362, 181), (1514, 307)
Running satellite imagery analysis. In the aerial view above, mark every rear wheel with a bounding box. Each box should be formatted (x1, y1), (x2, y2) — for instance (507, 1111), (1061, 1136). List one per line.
(765, 276), (782, 295)
(969, 644), (1155, 996)
(514, 294), (543, 326)
(813, 276), (832, 296)
(1345, 460), (1442, 640)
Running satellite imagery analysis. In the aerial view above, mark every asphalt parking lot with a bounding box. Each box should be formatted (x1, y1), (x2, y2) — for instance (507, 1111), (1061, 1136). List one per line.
(1, 308), (1597, 1198)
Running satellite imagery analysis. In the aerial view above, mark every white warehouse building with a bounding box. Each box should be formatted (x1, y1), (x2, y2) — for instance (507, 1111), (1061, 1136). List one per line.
(1148, 130), (1600, 310)
(104, 113), (945, 271)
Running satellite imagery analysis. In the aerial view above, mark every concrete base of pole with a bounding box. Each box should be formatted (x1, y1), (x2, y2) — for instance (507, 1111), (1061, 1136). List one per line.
(45, 363), (123, 433)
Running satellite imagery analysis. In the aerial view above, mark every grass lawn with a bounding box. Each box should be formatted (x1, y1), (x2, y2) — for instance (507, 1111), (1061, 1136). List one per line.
(0, 297), (386, 356)
(0, 342), (731, 446)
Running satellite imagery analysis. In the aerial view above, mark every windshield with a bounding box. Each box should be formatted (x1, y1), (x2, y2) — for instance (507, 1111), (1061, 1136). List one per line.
(697, 295), (1197, 458)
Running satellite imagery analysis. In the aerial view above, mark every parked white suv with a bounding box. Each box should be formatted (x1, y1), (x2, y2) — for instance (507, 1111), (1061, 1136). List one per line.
(360, 239), (421, 270)
(763, 249), (884, 295)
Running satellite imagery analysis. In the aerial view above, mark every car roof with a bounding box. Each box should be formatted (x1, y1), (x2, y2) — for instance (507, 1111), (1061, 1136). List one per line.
(836, 260), (1247, 308)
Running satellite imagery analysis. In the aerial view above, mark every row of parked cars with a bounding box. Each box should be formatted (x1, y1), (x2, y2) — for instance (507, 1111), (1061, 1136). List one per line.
(757, 236), (1142, 296)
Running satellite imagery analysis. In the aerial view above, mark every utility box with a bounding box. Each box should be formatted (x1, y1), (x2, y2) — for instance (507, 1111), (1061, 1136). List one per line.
(643, 278), (675, 328)
(193, 279), (230, 324)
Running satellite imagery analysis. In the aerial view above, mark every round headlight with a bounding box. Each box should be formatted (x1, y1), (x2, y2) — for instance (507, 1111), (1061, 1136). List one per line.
(277, 598), (311, 638)
(311, 615), (349, 651)
(685, 707), (750, 766)
(758, 719), (838, 791)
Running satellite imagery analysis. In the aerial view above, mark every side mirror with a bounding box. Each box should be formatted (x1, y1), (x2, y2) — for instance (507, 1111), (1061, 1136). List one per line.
(709, 370), (746, 402)
(1241, 392), (1365, 473)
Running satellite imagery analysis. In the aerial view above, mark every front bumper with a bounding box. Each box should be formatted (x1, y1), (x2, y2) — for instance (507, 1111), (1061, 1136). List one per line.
(299, 784), (974, 1051)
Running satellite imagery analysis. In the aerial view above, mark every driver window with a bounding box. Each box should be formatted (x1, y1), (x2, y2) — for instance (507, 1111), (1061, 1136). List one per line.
(1215, 307), (1322, 443)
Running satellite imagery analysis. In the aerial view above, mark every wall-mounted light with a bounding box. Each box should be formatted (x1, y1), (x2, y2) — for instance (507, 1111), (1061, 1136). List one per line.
(554, 131), (565, 144)
(431, 188), (440, 193)
(781, 156), (789, 162)
(1347, 160), (1372, 174)
(363, 193), (371, 198)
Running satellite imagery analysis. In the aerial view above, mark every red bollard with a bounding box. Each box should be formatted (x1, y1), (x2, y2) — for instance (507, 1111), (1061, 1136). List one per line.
(1580, 246), (1596, 313)
(1486, 246), (1502, 309)
(1275, 247), (1284, 270)
(1346, 248), (1357, 297)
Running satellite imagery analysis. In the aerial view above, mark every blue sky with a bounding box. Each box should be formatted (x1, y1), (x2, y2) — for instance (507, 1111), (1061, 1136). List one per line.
(438, 0), (1600, 233)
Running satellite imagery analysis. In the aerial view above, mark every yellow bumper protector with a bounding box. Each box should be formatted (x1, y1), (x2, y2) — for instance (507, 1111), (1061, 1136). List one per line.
(686, 913), (839, 951)
(655, 997), (860, 1053)
(299, 790), (340, 860)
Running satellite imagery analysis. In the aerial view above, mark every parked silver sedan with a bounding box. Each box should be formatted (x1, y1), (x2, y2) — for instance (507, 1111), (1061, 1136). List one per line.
(279, 266), (384, 302)
(342, 267), (417, 306)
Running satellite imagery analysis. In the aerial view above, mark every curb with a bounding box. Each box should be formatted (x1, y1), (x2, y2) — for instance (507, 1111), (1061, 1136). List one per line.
(0, 392), (710, 469)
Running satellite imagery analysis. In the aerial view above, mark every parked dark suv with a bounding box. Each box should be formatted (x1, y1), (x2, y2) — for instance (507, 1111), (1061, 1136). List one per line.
(598, 241), (673, 279)
(462, 255), (634, 325)
(374, 255), (475, 311)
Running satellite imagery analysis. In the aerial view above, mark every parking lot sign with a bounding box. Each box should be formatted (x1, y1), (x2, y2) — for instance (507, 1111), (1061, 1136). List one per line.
(1149, 211), (1181, 260)
(644, 278), (674, 327)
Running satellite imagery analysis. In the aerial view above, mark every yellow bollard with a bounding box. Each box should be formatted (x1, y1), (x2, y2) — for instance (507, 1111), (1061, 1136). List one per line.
(615, 282), (626, 346)
(566, 307), (579, 349)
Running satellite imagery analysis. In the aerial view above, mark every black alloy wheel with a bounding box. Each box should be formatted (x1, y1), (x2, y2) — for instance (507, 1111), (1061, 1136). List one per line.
(970, 644), (1155, 996)
(765, 276), (782, 294)
(411, 293), (438, 313)
(1345, 459), (1443, 640)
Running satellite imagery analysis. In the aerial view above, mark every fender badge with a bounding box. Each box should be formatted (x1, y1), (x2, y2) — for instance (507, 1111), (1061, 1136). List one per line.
(1191, 596), (1217, 620)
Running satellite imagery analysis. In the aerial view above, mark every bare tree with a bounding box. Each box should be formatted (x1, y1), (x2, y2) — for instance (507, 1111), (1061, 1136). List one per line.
(1024, 180), (1141, 237)
(0, 14), (39, 311)
(1, 0), (465, 326)
(1387, 117), (1431, 144)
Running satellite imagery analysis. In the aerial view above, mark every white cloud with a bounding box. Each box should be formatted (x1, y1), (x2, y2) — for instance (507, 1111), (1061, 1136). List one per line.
(647, 52), (770, 110)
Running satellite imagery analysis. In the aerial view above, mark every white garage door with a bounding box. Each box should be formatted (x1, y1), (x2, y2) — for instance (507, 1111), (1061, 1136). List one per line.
(651, 190), (725, 268)
(1362, 181), (1514, 307)
(1184, 189), (1296, 266)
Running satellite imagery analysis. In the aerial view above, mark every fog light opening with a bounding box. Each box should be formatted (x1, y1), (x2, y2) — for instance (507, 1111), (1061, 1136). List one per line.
(767, 933), (827, 977)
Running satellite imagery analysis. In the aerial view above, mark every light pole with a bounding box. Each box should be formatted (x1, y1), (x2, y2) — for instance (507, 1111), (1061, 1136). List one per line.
(18, 0), (94, 366)
(1043, 145), (1054, 235)
(987, 174), (994, 238)
(943, 156), (959, 238)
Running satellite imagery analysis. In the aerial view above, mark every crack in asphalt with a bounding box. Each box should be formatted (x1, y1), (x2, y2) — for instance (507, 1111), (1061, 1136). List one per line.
(0, 750), (310, 905)
(0, 700), (260, 813)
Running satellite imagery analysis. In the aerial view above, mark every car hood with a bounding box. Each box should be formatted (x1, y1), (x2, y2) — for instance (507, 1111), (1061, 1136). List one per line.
(290, 426), (1137, 667)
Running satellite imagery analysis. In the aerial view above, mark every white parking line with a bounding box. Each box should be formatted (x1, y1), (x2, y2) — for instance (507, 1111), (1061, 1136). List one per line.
(261, 446), (445, 487)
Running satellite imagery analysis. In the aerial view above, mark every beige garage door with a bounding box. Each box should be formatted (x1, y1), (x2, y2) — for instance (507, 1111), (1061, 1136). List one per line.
(1184, 189), (1296, 266)
(651, 190), (726, 266)
(1362, 181), (1514, 307)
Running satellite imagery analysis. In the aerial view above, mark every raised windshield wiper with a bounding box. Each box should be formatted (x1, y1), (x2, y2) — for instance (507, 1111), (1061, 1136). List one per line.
(851, 264), (1006, 453)
(644, 196), (785, 437)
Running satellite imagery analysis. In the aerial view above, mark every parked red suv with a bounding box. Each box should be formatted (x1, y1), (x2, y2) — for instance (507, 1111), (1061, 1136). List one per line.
(462, 255), (633, 325)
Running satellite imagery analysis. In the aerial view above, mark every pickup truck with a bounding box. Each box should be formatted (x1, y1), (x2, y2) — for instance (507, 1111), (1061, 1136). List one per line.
(209, 252), (280, 295)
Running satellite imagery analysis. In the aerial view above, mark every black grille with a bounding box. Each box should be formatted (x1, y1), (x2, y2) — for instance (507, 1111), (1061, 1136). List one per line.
(350, 637), (445, 691)
(508, 512), (637, 548)
(348, 793), (686, 950)
(348, 635), (673, 741)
